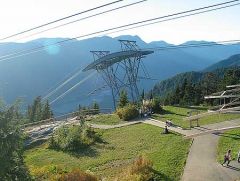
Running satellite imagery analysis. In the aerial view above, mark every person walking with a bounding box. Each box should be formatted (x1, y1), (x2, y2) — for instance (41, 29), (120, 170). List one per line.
(222, 149), (232, 166)
(238, 150), (240, 163)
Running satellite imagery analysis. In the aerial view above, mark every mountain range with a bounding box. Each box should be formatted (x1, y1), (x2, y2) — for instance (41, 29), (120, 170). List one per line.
(0, 35), (240, 114)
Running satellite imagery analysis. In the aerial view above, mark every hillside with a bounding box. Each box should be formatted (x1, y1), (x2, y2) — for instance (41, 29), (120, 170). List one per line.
(1, 35), (240, 113)
(204, 54), (240, 72)
(152, 71), (204, 97)
(152, 54), (240, 97)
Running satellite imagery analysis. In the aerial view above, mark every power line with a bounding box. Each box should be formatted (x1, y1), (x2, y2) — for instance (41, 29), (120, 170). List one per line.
(50, 71), (96, 105)
(102, 2), (240, 36)
(44, 39), (240, 101)
(14, 0), (147, 41)
(0, 0), (124, 41)
(45, 39), (240, 104)
(0, 0), (239, 62)
(43, 67), (84, 100)
(41, 66), (85, 98)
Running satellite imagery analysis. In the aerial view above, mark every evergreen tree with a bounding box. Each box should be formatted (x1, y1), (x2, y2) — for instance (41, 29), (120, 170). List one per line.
(180, 79), (188, 98)
(182, 81), (194, 105)
(92, 101), (100, 114)
(193, 84), (203, 105)
(149, 90), (153, 100)
(159, 67), (240, 106)
(118, 90), (129, 108)
(173, 85), (181, 104)
(140, 89), (145, 101)
(42, 100), (53, 120)
(27, 96), (53, 122)
(0, 104), (31, 180)
(78, 104), (82, 112)
(201, 72), (218, 96)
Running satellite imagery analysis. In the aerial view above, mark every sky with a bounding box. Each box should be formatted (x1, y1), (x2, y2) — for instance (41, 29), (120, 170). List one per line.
(0, 0), (240, 44)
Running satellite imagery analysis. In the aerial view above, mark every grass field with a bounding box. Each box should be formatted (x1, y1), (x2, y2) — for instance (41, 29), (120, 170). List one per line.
(86, 114), (126, 125)
(217, 128), (240, 163)
(152, 106), (240, 129)
(24, 124), (191, 180)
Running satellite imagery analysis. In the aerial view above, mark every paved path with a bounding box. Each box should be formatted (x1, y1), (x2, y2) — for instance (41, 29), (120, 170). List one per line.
(25, 116), (240, 180)
(182, 119), (240, 181)
(140, 118), (240, 181)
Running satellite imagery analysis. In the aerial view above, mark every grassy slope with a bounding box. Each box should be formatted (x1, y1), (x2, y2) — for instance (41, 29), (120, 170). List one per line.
(217, 128), (240, 163)
(24, 124), (191, 180)
(152, 106), (240, 129)
(86, 114), (126, 125)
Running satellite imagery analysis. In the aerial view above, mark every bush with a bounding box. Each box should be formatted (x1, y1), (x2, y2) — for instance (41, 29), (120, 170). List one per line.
(151, 98), (162, 113)
(49, 124), (99, 152)
(116, 104), (139, 121)
(59, 169), (98, 181)
(115, 155), (154, 181)
(30, 165), (67, 180)
(30, 165), (97, 181)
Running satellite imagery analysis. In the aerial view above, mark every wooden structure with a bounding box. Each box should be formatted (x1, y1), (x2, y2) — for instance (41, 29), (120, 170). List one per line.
(187, 110), (200, 128)
(205, 84), (240, 112)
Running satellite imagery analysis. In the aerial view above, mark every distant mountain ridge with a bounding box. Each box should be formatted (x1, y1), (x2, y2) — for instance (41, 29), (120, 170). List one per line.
(0, 35), (240, 113)
(204, 54), (240, 72)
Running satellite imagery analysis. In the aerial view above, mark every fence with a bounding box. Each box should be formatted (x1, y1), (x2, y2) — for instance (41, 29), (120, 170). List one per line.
(22, 108), (112, 128)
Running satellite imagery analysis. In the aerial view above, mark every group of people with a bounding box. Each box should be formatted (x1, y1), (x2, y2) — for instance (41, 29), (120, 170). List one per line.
(222, 149), (240, 166)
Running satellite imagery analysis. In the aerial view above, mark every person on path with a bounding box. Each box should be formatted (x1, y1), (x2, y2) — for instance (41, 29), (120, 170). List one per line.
(163, 123), (169, 134)
(222, 149), (232, 166)
(238, 150), (240, 163)
(139, 108), (142, 118)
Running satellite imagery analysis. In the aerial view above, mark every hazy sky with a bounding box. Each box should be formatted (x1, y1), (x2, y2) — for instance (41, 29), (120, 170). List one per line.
(0, 0), (239, 44)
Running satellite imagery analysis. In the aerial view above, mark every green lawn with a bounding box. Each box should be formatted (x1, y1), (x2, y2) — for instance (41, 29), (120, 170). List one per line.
(152, 106), (240, 129)
(217, 128), (240, 163)
(24, 124), (191, 180)
(86, 114), (126, 125)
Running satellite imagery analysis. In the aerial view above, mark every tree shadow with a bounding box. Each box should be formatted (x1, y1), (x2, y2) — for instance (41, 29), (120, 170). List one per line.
(68, 146), (99, 158)
(193, 126), (212, 131)
(216, 132), (240, 140)
(159, 109), (186, 117)
(152, 169), (175, 181)
(48, 136), (109, 158)
(24, 138), (48, 150)
(161, 131), (179, 136)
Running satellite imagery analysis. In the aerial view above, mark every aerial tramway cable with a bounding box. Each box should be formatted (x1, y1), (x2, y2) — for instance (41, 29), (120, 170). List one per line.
(0, 0), (239, 62)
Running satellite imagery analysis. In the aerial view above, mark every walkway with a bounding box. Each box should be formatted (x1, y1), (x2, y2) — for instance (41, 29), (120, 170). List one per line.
(182, 119), (240, 181)
(25, 116), (240, 180)
(139, 118), (240, 181)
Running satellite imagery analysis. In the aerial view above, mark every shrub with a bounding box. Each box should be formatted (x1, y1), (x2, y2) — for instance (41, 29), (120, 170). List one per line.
(116, 108), (123, 119)
(59, 169), (98, 181)
(116, 104), (139, 121)
(49, 124), (99, 152)
(151, 98), (162, 113)
(115, 155), (154, 181)
(118, 90), (129, 108)
(29, 164), (67, 180)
